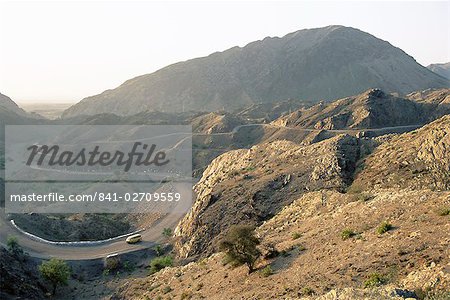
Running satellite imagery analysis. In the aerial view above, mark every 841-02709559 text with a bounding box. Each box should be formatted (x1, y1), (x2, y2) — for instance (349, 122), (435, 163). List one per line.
(9, 192), (182, 202)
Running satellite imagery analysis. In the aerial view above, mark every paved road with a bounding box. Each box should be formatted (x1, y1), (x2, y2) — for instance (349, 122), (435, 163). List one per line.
(0, 122), (421, 260)
(0, 182), (191, 260)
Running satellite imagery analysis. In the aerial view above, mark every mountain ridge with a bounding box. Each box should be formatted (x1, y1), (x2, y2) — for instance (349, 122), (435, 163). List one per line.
(62, 25), (449, 118)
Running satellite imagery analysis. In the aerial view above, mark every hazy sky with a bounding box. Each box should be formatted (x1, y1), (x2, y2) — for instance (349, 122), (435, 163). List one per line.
(0, 0), (449, 103)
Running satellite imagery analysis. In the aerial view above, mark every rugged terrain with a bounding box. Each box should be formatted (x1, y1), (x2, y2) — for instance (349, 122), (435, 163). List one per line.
(1, 91), (449, 300)
(174, 134), (361, 258)
(110, 115), (450, 300)
(428, 62), (450, 80)
(0, 247), (47, 299)
(62, 25), (449, 117)
(272, 88), (450, 130)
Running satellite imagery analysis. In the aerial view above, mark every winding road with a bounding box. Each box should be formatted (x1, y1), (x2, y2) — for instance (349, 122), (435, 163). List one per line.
(0, 122), (421, 261)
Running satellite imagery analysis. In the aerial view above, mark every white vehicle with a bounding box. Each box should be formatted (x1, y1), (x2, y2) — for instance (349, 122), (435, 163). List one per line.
(126, 234), (142, 244)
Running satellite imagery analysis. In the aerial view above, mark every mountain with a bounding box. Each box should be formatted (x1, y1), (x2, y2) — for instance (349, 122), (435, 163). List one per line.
(427, 62), (450, 80)
(62, 25), (449, 118)
(0, 93), (45, 123)
(174, 134), (360, 258)
(0, 93), (30, 118)
(272, 88), (450, 129)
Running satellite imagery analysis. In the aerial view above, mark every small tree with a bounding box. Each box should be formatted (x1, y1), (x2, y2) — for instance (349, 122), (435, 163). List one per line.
(219, 225), (261, 273)
(7, 235), (23, 256)
(153, 244), (163, 256)
(149, 255), (173, 274)
(162, 228), (172, 238)
(38, 258), (71, 295)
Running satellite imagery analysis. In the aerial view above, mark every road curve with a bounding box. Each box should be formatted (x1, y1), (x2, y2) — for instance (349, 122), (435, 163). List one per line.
(0, 182), (191, 260)
(0, 122), (421, 260)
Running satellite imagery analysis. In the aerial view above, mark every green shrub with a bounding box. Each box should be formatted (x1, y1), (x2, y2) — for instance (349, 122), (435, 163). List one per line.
(341, 229), (356, 240)
(6, 235), (23, 255)
(162, 285), (172, 294)
(149, 255), (173, 274)
(153, 245), (163, 256)
(347, 184), (363, 194)
(291, 232), (302, 240)
(219, 225), (261, 273)
(301, 287), (314, 296)
(437, 207), (450, 216)
(123, 261), (135, 272)
(260, 265), (274, 277)
(38, 258), (71, 295)
(162, 228), (172, 238)
(180, 291), (193, 299)
(376, 221), (393, 234)
(363, 273), (388, 288)
(357, 193), (372, 202)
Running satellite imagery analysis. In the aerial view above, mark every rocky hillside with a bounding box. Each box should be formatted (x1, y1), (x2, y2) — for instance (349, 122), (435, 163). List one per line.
(428, 62), (450, 80)
(189, 112), (246, 134)
(0, 93), (29, 117)
(272, 88), (450, 130)
(111, 116), (450, 300)
(0, 93), (44, 125)
(62, 25), (449, 118)
(351, 115), (450, 191)
(0, 247), (47, 299)
(113, 189), (449, 300)
(174, 134), (361, 258)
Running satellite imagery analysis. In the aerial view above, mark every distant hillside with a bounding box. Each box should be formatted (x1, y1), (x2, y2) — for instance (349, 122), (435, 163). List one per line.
(62, 25), (449, 118)
(0, 93), (46, 127)
(0, 93), (30, 118)
(272, 88), (450, 129)
(352, 115), (450, 191)
(427, 62), (450, 80)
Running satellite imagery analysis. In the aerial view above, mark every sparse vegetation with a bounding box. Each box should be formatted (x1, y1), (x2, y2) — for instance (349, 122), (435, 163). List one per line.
(291, 232), (302, 240)
(6, 235), (23, 256)
(123, 261), (135, 272)
(341, 228), (356, 240)
(437, 207), (450, 216)
(162, 285), (172, 294)
(38, 258), (71, 295)
(219, 225), (261, 273)
(376, 221), (393, 234)
(162, 228), (173, 238)
(260, 265), (274, 277)
(153, 244), (163, 256)
(180, 290), (193, 299)
(357, 193), (372, 202)
(363, 272), (388, 288)
(300, 287), (314, 296)
(149, 255), (173, 274)
(347, 183), (364, 194)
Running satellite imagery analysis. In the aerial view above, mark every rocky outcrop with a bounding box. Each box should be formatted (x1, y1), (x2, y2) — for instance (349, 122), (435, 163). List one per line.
(352, 115), (450, 191)
(62, 25), (449, 118)
(189, 112), (246, 134)
(174, 134), (360, 258)
(272, 88), (450, 130)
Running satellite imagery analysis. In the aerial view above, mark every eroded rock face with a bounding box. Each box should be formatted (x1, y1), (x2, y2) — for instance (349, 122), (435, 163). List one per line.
(352, 115), (450, 191)
(272, 88), (450, 130)
(174, 134), (361, 258)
